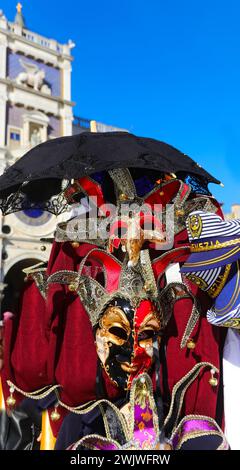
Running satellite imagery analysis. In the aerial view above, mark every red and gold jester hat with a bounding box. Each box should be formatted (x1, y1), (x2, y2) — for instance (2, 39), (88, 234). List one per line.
(59, 169), (220, 267)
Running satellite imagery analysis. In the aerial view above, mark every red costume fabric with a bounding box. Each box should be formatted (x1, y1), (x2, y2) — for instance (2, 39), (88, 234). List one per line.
(1, 279), (48, 403)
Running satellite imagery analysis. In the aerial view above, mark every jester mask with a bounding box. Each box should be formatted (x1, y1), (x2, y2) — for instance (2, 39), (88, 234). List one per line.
(95, 297), (162, 390)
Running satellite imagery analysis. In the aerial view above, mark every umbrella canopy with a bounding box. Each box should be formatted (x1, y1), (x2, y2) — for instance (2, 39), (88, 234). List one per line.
(0, 132), (220, 215)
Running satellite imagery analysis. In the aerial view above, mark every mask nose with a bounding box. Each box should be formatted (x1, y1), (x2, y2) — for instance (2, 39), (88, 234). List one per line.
(116, 353), (131, 364)
(115, 341), (133, 364)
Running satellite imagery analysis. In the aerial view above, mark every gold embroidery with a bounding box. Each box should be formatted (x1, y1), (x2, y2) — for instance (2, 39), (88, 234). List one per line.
(186, 274), (208, 290)
(128, 374), (159, 445)
(214, 261), (240, 314)
(208, 264), (231, 298)
(219, 319), (240, 329)
(190, 238), (240, 252)
(184, 246), (240, 266)
(189, 214), (203, 239)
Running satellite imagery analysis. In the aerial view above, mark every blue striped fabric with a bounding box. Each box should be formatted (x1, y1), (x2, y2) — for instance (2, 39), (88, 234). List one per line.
(207, 304), (240, 326)
(186, 266), (222, 289)
(186, 211), (240, 242)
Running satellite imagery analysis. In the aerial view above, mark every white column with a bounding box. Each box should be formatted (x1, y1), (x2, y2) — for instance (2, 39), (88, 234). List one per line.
(22, 118), (30, 147)
(0, 85), (7, 148)
(61, 104), (73, 136)
(0, 32), (7, 79)
(0, 33), (7, 152)
(61, 59), (72, 102)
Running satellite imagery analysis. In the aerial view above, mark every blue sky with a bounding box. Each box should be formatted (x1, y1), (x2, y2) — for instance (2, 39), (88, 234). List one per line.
(1, 0), (240, 211)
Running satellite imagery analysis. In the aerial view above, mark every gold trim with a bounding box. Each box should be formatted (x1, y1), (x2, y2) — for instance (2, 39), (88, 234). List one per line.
(218, 318), (240, 329)
(56, 394), (129, 441)
(214, 260), (240, 313)
(189, 214), (203, 239)
(99, 403), (111, 440)
(208, 264), (231, 298)
(71, 434), (121, 450)
(170, 414), (228, 450)
(184, 246), (240, 267)
(191, 238), (240, 252)
(6, 381), (60, 400)
(164, 362), (219, 431)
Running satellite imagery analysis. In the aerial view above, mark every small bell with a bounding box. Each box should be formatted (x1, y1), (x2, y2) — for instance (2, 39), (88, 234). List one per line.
(187, 338), (196, 350)
(119, 193), (129, 201)
(71, 242), (80, 248)
(176, 209), (185, 217)
(40, 245), (46, 251)
(68, 283), (77, 292)
(144, 282), (151, 292)
(159, 191), (164, 196)
(140, 382), (148, 396)
(6, 387), (16, 408)
(209, 368), (218, 387)
(50, 407), (60, 422)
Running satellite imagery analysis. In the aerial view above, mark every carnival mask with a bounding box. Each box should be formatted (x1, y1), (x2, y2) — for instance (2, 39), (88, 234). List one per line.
(95, 297), (162, 390)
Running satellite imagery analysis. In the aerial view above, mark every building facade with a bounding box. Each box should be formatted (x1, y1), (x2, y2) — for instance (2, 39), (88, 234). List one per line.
(0, 3), (127, 311)
(0, 5), (126, 314)
(224, 204), (240, 220)
(0, 4), (76, 312)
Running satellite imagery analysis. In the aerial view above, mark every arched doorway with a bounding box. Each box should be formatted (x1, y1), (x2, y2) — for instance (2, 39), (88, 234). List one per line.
(1, 258), (43, 316)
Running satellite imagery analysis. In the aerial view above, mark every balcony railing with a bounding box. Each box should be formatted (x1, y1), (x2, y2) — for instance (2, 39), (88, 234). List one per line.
(6, 21), (73, 55)
(73, 116), (91, 129)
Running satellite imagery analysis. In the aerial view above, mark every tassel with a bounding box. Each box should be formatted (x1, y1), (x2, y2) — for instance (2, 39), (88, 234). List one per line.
(0, 376), (5, 411)
(40, 410), (56, 450)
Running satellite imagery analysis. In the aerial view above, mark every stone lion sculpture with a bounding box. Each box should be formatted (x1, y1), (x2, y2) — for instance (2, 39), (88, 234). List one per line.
(16, 59), (49, 92)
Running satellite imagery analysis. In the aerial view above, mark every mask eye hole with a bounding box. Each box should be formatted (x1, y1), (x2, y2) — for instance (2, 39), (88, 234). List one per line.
(109, 326), (128, 341)
(138, 329), (157, 343)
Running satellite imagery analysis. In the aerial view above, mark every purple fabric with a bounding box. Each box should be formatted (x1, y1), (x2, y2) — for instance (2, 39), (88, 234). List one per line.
(133, 399), (156, 448)
(93, 440), (118, 450)
(172, 418), (221, 449)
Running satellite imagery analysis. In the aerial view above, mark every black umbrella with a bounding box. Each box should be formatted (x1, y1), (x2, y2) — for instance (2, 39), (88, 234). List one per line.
(0, 132), (221, 215)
